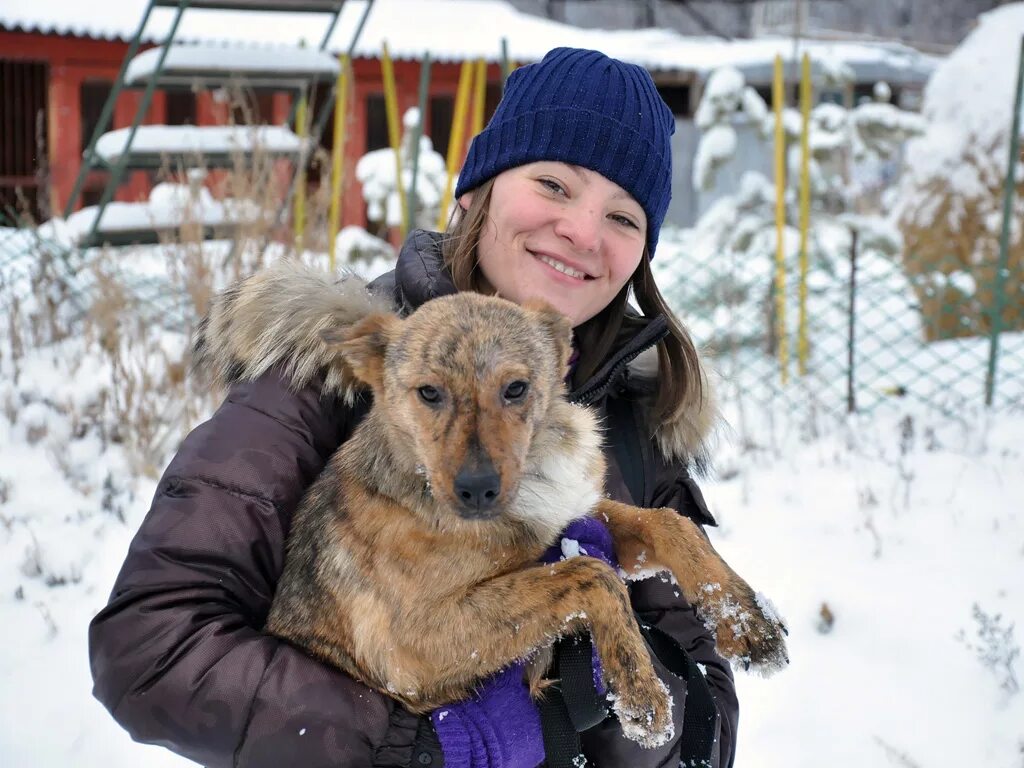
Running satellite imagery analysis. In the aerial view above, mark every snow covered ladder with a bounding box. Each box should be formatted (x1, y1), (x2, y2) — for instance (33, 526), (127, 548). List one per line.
(62, 0), (369, 249)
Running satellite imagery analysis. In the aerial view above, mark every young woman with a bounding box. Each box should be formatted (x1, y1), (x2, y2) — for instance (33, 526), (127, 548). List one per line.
(89, 47), (739, 768)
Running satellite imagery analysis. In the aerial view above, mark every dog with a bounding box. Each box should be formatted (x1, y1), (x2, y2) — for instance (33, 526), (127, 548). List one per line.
(194, 263), (788, 749)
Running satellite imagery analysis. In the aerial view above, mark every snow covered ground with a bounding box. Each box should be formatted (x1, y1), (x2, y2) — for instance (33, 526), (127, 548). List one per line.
(1, 261), (1021, 766)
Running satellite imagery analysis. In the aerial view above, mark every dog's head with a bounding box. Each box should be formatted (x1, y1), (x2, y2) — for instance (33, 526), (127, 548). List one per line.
(325, 293), (573, 520)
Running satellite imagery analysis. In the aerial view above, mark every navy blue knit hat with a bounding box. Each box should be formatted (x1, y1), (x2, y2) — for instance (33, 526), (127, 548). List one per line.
(455, 47), (675, 257)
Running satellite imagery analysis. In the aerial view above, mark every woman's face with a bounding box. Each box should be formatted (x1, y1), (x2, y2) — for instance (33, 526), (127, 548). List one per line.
(460, 162), (647, 327)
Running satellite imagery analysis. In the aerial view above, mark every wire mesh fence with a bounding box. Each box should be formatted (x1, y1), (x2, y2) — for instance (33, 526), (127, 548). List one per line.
(4, 202), (1022, 419)
(655, 221), (1024, 419)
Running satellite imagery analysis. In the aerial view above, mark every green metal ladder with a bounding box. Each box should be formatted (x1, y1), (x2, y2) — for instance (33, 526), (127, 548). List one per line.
(63, 0), (373, 248)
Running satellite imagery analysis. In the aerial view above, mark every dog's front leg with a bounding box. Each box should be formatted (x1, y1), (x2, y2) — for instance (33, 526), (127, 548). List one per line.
(414, 556), (674, 748)
(596, 499), (788, 673)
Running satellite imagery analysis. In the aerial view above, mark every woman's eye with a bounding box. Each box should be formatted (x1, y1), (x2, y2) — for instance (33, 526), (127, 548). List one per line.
(417, 385), (442, 404)
(610, 214), (639, 229)
(539, 178), (567, 196)
(503, 380), (529, 402)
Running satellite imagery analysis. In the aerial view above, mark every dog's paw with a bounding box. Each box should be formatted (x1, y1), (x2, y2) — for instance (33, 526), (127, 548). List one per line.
(606, 673), (674, 748)
(699, 585), (789, 677)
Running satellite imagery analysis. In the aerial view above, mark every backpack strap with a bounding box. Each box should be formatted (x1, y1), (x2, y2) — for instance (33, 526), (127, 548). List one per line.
(636, 622), (718, 764)
(537, 677), (589, 768)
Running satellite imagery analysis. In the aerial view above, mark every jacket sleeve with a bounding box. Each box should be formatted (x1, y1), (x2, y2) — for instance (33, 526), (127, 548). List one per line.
(580, 468), (739, 768)
(88, 370), (432, 768)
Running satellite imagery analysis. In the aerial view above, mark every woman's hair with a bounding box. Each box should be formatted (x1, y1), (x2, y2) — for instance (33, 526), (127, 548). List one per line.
(440, 179), (706, 429)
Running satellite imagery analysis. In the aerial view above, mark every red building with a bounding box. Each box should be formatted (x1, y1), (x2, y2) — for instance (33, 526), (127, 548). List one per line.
(0, 22), (502, 231)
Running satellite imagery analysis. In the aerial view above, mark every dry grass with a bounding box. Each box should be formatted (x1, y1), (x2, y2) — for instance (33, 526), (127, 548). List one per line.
(899, 137), (1024, 342)
(2, 87), (344, 477)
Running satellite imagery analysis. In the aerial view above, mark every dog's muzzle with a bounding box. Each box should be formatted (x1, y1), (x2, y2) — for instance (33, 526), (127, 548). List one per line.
(453, 459), (501, 519)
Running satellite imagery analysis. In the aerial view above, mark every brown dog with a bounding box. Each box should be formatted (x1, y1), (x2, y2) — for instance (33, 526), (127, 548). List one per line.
(222, 282), (790, 749)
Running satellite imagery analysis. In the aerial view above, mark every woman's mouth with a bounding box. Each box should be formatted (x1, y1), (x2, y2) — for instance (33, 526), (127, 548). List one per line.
(530, 251), (593, 281)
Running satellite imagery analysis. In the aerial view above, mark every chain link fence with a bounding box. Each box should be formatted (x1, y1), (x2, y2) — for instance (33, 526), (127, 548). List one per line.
(655, 221), (1024, 420)
(4, 197), (1022, 421)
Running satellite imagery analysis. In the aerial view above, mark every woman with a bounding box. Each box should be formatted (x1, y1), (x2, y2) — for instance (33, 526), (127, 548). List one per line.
(88, 47), (739, 768)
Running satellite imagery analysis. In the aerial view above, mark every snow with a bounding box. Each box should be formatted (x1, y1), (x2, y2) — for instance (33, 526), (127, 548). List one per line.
(3, 216), (1024, 766)
(709, 402), (1024, 766)
(0, 3), (1017, 763)
(333, 226), (397, 279)
(66, 199), (254, 239)
(692, 67), (769, 193)
(95, 125), (303, 162)
(63, 173), (262, 242)
(901, 3), (1024, 202)
(693, 124), (738, 192)
(356, 108), (448, 228)
(125, 42), (340, 85)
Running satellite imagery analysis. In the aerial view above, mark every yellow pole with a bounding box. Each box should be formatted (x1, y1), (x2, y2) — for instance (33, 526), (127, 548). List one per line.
(293, 91), (308, 252)
(328, 54), (351, 273)
(798, 53), (812, 376)
(381, 42), (408, 239)
(436, 60), (474, 231)
(472, 58), (487, 136)
(773, 54), (789, 385)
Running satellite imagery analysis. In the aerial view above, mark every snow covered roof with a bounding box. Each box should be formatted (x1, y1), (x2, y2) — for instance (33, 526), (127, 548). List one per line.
(1, 0), (939, 83)
(95, 125), (303, 165)
(125, 43), (340, 86)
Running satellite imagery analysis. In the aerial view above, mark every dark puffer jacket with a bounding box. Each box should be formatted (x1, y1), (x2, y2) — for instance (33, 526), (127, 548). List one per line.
(88, 231), (739, 768)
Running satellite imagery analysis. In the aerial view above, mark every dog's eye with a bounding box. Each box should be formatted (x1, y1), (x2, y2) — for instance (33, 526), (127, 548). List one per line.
(503, 381), (529, 402)
(417, 385), (442, 405)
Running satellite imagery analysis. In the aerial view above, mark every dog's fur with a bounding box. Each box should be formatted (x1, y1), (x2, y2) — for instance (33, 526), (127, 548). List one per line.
(194, 262), (788, 749)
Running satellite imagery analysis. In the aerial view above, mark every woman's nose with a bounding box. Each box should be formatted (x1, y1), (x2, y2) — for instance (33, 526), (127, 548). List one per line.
(554, 206), (601, 253)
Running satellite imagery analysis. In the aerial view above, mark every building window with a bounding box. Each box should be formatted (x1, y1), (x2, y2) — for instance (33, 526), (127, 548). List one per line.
(484, 83), (502, 125)
(165, 90), (197, 126)
(231, 91), (276, 125)
(80, 80), (112, 151)
(2, 59), (49, 222)
(366, 94), (389, 152)
(657, 84), (691, 118)
(429, 95), (454, 159)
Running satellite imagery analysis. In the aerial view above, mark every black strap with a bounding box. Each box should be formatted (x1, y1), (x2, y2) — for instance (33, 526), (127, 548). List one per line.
(539, 624), (718, 768)
(637, 622), (718, 764)
(557, 634), (608, 732)
(537, 679), (589, 768)
(604, 396), (646, 506)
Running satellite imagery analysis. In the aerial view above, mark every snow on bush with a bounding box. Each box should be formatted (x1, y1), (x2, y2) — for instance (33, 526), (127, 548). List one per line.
(693, 66), (769, 192)
(896, 2), (1024, 340)
(356, 107), (447, 230)
(334, 225), (397, 279)
(672, 64), (924, 375)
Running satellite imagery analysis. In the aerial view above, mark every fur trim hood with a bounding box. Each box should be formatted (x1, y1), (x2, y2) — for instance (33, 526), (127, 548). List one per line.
(192, 233), (719, 464)
(192, 260), (393, 404)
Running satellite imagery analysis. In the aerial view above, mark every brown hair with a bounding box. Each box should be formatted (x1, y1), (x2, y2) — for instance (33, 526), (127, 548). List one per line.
(440, 178), (706, 428)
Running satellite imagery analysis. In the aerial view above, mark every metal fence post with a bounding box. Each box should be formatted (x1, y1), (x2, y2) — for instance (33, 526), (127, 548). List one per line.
(985, 35), (1024, 407)
(500, 37), (512, 92)
(405, 53), (432, 235)
(847, 227), (859, 414)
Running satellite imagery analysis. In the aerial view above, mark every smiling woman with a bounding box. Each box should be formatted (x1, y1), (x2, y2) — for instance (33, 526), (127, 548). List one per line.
(89, 46), (738, 768)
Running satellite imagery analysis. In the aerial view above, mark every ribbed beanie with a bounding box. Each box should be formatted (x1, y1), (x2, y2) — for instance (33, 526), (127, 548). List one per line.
(455, 47), (675, 257)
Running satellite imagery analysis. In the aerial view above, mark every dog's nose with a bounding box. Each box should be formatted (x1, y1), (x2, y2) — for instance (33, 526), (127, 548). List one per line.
(453, 466), (501, 517)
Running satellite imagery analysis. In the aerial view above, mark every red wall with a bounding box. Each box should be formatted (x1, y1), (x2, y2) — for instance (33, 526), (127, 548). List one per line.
(0, 28), (500, 236)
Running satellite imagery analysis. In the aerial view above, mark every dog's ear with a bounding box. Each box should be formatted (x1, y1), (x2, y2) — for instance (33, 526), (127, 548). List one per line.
(321, 312), (400, 391)
(522, 299), (573, 377)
